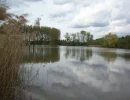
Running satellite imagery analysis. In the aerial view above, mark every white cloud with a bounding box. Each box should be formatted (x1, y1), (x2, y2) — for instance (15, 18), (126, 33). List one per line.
(110, 24), (130, 36)
(70, 6), (110, 28)
(50, 3), (74, 18)
(6, 0), (43, 7)
(53, 0), (71, 5)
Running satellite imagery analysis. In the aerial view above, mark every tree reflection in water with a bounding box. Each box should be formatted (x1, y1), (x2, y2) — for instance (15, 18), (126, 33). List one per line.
(98, 52), (117, 62)
(23, 45), (60, 63)
(65, 47), (93, 61)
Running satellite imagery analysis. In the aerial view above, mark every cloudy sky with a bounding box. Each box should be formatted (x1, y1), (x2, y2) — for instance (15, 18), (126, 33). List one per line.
(6, 0), (130, 39)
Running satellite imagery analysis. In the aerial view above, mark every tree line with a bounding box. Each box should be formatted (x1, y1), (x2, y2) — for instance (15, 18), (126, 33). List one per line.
(21, 25), (61, 45)
(61, 30), (93, 46)
(1, 21), (130, 48)
(0, 24), (61, 45)
(90, 33), (130, 49)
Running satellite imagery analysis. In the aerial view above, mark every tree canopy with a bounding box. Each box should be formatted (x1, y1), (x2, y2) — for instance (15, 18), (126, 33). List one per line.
(63, 30), (93, 46)
(103, 33), (118, 47)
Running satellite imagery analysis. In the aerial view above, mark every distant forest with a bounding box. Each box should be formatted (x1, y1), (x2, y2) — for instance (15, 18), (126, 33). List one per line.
(0, 23), (130, 49)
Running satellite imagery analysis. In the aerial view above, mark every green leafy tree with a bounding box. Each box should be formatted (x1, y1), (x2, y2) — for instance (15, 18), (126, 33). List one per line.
(103, 33), (118, 47)
(50, 28), (60, 45)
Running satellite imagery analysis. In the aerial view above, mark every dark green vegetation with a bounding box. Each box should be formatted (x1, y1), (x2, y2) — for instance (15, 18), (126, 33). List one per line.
(89, 33), (130, 49)
(22, 25), (61, 45)
(117, 35), (130, 49)
(63, 32), (130, 49)
(62, 31), (93, 46)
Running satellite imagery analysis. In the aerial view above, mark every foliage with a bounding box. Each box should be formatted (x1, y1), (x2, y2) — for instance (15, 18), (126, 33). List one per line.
(89, 33), (130, 49)
(22, 25), (61, 45)
(103, 33), (118, 48)
(117, 35), (130, 49)
(89, 38), (104, 46)
(63, 30), (93, 46)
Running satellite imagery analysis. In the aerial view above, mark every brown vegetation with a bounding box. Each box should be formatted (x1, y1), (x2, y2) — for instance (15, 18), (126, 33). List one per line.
(0, 7), (28, 100)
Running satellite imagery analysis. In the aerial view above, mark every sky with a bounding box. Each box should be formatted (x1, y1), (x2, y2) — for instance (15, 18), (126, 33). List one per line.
(5, 0), (130, 39)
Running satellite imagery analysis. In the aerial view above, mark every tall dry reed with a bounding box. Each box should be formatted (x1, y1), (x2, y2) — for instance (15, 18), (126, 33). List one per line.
(0, 12), (28, 100)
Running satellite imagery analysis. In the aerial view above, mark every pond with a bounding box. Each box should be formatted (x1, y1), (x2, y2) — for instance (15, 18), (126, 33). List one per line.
(22, 45), (130, 100)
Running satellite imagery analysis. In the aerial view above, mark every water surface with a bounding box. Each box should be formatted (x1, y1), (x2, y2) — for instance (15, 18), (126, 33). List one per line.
(23, 46), (130, 100)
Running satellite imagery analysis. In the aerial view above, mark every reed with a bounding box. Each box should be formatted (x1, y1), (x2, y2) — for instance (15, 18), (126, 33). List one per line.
(0, 9), (28, 100)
